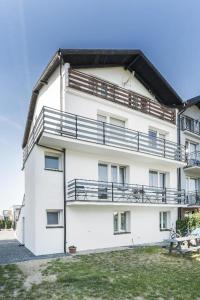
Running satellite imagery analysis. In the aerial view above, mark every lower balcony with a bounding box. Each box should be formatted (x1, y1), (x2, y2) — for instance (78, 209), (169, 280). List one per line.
(186, 191), (200, 206)
(67, 179), (186, 206)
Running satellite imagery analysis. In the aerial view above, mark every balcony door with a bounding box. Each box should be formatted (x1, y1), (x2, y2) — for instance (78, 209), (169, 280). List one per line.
(149, 171), (166, 202)
(98, 164), (108, 199)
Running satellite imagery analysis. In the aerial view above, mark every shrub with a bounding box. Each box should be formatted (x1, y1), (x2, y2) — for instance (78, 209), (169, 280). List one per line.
(176, 212), (200, 235)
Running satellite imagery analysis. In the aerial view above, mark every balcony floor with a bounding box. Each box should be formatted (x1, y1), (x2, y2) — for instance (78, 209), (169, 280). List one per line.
(39, 132), (186, 167)
(184, 166), (200, 176)
(66, 201), (187, 208)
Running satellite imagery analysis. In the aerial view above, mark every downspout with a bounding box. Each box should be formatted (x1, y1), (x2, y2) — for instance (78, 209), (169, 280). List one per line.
(63, 148), (67, 254)
(177, 104), (187, 219)
(58, 50), (67, 254)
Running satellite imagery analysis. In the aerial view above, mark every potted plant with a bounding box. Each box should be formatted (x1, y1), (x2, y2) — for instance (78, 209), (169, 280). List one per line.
(68, 245), (77, 254)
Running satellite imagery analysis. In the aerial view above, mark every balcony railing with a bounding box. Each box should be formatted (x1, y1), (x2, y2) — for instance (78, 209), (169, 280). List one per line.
(186, 151), (200, 168)
(69, 69), (176, 124)
(67, 179), (186, 205)
(23, 107), (186, 164)
(181, 115), (200, 135)
(186, 191), (200, 206)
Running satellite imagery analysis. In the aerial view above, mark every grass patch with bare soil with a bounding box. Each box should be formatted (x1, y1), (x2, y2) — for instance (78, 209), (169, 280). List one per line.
(1, 247), (200, 299)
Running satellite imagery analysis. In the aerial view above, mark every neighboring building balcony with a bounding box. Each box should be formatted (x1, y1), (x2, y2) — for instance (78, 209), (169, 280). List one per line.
(181, 115), (200, 136)
(184, 151), (200, 175)
(68, 69), (176, 125)
(186, 191), (200, 206)
(23, 107), (186, 165)
(67, 179), (186, 206)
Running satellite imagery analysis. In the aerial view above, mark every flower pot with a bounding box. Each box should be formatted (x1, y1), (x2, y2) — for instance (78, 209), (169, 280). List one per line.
(68, 246), (77, 254)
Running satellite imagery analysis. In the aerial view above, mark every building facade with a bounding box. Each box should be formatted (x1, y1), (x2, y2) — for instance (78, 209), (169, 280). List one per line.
(17, 49), (188, 255)
(180, 97), (200, 216)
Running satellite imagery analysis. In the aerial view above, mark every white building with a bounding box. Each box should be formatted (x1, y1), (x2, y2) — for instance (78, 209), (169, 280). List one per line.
(16, 49), (188, 256)
(180, 97), (200, 216)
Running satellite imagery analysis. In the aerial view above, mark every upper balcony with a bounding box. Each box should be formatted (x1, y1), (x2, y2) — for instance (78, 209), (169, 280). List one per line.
(184, 151), (200, 175)
(181, 115), (200, 137)
(69, 69), (176, 125)
(23, 107), (185, 166)
(67, 179), (186, 207)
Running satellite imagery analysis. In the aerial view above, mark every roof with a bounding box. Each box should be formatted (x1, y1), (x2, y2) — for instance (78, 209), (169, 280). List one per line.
(22, 49), (183, 148)
(185, 95), (200, 110)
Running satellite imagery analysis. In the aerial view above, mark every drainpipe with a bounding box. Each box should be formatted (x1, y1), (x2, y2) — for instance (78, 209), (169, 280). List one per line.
(177, 104), (187, 220)
(63, 148), (67, 254)
(59, 52), (67, 254)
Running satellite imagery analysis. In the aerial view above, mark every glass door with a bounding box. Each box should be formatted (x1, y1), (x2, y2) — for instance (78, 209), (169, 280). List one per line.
(97, 114), (107, 144)
(98, 164), (108, 199)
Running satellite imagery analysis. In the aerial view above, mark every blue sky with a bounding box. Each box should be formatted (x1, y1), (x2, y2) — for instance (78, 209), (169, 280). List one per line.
(1, 0), (200, 210)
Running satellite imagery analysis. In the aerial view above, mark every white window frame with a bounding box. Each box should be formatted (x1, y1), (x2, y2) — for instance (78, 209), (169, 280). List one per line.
(44, 152), (62, 171)
(46, 210), (63, 227)
(159, 211), (171, 231)
(113, 211), (130, 234)
(149, 170), (168, 188)
(148, 128), (167, 148)
(98, 162), (129, 184)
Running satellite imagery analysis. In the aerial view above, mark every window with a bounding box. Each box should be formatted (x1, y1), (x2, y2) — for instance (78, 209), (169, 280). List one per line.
(149, 170), (167, 188)
(110, 117), (125, 128)
(185, 117), (194, 132)
(119, 166), (126, 185)
(186, 177), (200, 192)
(45, 154), (61, 170)
(46, 210), (62, 226)
(149, 129), (157, 147)
(160, 211), (171, 230)
(113, 211), (130, 234)
(99, 163), (128, 184)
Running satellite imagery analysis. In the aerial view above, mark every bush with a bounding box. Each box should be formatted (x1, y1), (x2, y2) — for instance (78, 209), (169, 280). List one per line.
(176, 212), (200, 235)
(5, 220), (12, 229)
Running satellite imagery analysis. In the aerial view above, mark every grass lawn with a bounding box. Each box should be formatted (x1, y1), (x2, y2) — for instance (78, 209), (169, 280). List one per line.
(1, 247), (200, 299)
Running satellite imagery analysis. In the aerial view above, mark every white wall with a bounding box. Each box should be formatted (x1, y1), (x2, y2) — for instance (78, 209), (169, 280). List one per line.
(29, 66), (61, 134)
(65, 149), (177, 188)
(65, 89), (177, 143)
(66, 205), (177, 251)
(23, 146), (65, 255)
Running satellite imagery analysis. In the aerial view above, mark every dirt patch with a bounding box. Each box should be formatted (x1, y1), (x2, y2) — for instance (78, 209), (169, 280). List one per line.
(17, 255), (74, 289)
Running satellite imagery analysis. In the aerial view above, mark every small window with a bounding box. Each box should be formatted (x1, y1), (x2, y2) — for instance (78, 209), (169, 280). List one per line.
(159, 211), (171, 230)
(46, 211), (62, 226)
(45, 155), (60, 170)
(113, 211), (130, 234)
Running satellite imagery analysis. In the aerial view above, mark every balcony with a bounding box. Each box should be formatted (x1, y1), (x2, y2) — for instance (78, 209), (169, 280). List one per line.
(181, 115), (200, 136)
(23, 107), (186, 165)
(184, 151), (200, 175)
(186, 191), (200, 206)
(67, 179), (186, 206)
(69, 69), (176, 125)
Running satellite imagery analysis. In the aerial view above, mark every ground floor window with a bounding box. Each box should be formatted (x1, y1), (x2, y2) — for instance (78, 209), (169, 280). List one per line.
(159, 211), (171, 230)
(46, 210), (62, 227)
(113, 211), (130, 234)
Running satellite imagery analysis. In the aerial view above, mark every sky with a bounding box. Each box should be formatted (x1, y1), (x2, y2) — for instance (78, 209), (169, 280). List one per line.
(0, 0), (200, 210)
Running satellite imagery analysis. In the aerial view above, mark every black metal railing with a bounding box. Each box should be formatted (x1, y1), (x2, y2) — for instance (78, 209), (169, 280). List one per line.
(181, 115), (200, 135)
(186, 151), (200, 167)
(186, 191), (200, 205)
(67, 179), (186, 205)
(23, 107), (186, 164)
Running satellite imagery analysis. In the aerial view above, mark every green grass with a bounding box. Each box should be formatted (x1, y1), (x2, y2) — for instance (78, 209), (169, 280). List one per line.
(1, 247), (200, 299)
